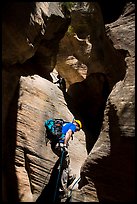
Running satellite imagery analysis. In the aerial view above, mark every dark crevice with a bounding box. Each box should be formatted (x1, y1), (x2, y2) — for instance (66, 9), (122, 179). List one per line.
(63, 73), (110, 154)
(2, 82), (20, 202)
(95, 0), (134, 24)
(36, 158), (61, 203)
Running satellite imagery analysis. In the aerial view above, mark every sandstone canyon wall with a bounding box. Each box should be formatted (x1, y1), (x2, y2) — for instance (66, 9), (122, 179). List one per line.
(2, 1), (135, 202)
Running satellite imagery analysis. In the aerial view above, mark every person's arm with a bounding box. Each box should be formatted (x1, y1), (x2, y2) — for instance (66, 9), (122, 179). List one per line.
(64, 129), (73, 145)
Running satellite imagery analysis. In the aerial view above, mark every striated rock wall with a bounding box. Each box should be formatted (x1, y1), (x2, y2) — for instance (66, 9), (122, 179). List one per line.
(4, 74), (87, 202)
(15, 75), (86, 201)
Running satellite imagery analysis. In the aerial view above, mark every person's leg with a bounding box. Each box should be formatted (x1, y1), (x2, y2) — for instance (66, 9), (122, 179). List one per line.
(58, 152), (69, 198)
(66, 154), (76, 186)
(60, 152), (76, 189)
(51, 144), (75, 196)
(60, 152), (69, 185)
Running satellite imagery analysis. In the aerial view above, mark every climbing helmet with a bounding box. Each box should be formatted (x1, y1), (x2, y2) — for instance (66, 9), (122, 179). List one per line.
(74, 119), (82, 129)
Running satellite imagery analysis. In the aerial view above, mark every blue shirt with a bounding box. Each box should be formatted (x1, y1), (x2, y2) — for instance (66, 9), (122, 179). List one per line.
(59, 122), (76, 143)
(62, 122), (76, 134)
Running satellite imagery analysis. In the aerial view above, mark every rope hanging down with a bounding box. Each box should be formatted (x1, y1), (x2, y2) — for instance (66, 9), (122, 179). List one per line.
(66, 177), (81, 202)
(53, 149), (65, 202)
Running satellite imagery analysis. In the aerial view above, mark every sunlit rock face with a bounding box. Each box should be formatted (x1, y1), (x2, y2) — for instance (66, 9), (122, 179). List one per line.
(14, 75), (87, 201)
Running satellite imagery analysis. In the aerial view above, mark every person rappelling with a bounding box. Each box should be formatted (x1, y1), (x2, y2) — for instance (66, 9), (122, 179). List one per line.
(44, 118), (82, 200)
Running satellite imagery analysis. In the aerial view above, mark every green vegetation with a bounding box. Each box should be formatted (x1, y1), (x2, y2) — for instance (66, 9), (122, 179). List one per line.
(59, 2), (75, 35)
(60, 2), (75, 11)
(67, 25), (74, 35)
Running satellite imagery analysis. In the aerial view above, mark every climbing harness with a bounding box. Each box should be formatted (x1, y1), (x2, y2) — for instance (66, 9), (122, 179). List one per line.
(53, 148), (65, 202)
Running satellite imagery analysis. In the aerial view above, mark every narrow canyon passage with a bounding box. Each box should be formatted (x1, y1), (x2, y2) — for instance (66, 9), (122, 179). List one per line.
(2, 1), (135, 202)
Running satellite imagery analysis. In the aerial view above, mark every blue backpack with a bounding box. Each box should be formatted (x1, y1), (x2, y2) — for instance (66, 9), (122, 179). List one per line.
(44, 118), (66, 144)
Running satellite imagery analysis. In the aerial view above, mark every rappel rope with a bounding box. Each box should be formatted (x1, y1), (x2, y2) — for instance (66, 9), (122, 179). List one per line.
(66, 176), (81, 202)
(53, 149), (65, 202)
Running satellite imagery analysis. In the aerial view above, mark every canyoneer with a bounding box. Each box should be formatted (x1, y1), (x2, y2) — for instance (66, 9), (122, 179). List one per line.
(44, 118), (82, 199)
(54, 74), (66, 93)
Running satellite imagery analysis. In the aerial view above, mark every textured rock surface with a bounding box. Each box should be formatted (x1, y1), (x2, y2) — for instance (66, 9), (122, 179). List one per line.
(70, 2), (128, 89)
(2, 2), (71, 202)
(2, 2), (70, 134)
(78, 2), (135, 202)
(55, 34), (88, 87)
(2, 2), (68, 66)
(15, 75), (87, 201)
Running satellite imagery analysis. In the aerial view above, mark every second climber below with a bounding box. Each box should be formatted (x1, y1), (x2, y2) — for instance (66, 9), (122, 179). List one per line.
(54, 74), (66, 93)
(51, 118), (82, 199)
